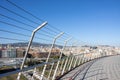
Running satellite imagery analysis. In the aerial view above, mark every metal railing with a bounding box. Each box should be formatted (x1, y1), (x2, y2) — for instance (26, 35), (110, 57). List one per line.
(0, 0), (120, 80)
(0, 47), (117, 80)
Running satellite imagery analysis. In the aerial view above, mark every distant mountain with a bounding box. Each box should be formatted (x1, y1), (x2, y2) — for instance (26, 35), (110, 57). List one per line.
(1, 42), (63, 48)
(98, 45), (112, 47)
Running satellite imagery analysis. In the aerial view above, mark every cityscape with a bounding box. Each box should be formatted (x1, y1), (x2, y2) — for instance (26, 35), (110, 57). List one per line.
(0, 42), (120, 80)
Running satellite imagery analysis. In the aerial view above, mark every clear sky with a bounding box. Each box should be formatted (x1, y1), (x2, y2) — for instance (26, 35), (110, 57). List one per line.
(0, 0), (120, 46)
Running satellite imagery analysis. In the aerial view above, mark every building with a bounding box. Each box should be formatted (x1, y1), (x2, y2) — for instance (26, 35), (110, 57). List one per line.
(0, 49), (2, 58)
(0, 44), (3, 58)
(2, 49), (16, 58)
(16, 48), (25, 57)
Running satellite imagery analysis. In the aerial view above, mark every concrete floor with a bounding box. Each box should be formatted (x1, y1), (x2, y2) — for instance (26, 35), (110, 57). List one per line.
(60, 55), (120, 80)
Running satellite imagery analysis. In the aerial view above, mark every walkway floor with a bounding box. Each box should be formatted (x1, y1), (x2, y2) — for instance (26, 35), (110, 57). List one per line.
(60, 55), (120, 80)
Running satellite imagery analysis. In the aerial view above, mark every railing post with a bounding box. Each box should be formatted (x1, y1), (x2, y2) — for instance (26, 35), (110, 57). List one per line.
(17, 21), (47, 80)
(87, 53), (90, 61)
(73, 47), (80, 68)
(69, 55), (74, 70)
(67, 55), (72, 70)
(60, 58), (65, 71)
(72, 56), (76, 68)
(81, 53), (85, 64)
(73, 55), (78, 68)
(84, 54), (87, 62)
(47, 62), (54, 79)
(52, 37), (72, 80)
(62, 40), (79, 75)
(76, 55), (81, 66)
(90, 53), (92, 60)
(80, 54), (84, 65)
(61, 56), (69, 75)
(66, 55), (72, 71)
(31, 67), (37, 80)
(40, 32), (64, 80)
(68, 41), (77, 71)
(78, 55), (82, 66)
(73, 55), (77, 68)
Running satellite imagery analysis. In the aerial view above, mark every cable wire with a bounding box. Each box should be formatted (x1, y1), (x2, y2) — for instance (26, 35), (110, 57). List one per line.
(0, 5), (39, 25)
(0, 0), (77, 44)
(0, 36), (28, 42)
(0, 21), (55, 38)
(6, 0), (44, 22)
(0, 14), (56, 36)
(0, 29), (53, 42)
(0, 20), (31, 32)
(0, 5), (61, 35)
(0, 13), (35, 28)
(5, 0), (67, 35)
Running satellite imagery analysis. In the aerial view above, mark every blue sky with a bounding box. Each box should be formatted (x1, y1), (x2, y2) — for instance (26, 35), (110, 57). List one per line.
(0, 0), (120, 46)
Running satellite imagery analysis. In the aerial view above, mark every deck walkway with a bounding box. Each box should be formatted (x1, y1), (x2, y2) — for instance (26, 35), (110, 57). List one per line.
(60, 55), (120, 80)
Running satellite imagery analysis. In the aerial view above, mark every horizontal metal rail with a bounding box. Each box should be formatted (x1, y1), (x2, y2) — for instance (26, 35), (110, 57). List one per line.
(0, 56), (67, 78)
